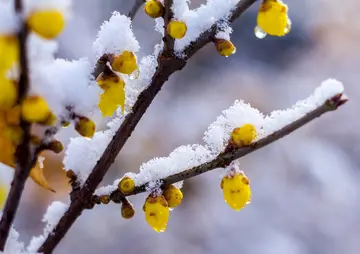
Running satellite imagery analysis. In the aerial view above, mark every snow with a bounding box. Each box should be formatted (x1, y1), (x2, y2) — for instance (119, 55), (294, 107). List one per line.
(1, 227), (25, 254)
(24, 0), (72, 18)
(27, 201), (69, 253)
(92, 11), (140, 61)
(96, 79), (345, 196)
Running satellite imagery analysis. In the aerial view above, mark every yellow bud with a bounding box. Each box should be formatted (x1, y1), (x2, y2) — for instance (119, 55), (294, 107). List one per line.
(167, 20), (187, 39)
(111, 51), (137, 75)
(215, 39), (236, 57)
(118, 176), (135, 194)
(27, 10), (65, 39)
(21, 96), (52, 123)
(257, 0), (290, 37)
(75, 117), (96, 138)
(66, 169), (77, 181)
(92, 196), (101, 205)
(144, 195), (169, 232)
(100, 195), (110, 204)
(0, 184), (8, 210)
(0, 35), (18, 71)
(5, 106), (21, 125)
(221, 172), (251, 211)
(144, 0), (164, 19)
(30, 135), (41, 145)
(0, 77), (17, 110)
(231, 124), (257, 147)
(38, 112), (57, 126)
(163, 184), (183, 208)
(121, 199), (135, 219)
(47, 140), (64, 154)
(61, 121), (71, 128)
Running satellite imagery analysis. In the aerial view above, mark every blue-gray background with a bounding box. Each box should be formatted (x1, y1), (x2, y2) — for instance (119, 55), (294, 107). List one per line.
(16, 1), (360, 253)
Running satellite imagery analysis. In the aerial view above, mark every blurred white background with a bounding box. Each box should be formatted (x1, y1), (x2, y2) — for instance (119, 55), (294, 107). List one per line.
(13, 0), (360, 253)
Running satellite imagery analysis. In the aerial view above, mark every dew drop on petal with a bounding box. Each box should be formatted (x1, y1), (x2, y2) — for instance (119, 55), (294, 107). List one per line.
(254, 26), (267, 39)
(129, 68), (140, 80)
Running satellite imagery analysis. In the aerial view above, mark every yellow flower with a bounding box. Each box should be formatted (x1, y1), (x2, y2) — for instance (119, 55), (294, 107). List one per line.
(0, 76), (17, 110)
(221, 172), (251, 211)
(163, 184), (183, 208)
(27, 10), (65, 39)
(98, 80), (125, 117)
(0, 35), (18, 71)
(96, 71), (122, 90)
(231, 124), (257, 147)
(143, 195), (170, 232)
(215, 39), (236, 57)
(0, 184), (8, 210)
(167, 20), (187, 39)
(111, 51), (137, 75)
(144, 0), (164, 19)
(75, 117), (96, 138)
(118, 176), (135, 194)
(21, 96), (52, 123)
(257, 0), (290, 37)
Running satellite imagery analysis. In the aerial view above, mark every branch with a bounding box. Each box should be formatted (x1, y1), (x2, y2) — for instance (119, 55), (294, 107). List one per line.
(107, 93), (348, 201)
(128, 0), (145, 20)
(163, 0), (174, 52)
(0, 0), (33, 250)
(38, 1), (258, 252)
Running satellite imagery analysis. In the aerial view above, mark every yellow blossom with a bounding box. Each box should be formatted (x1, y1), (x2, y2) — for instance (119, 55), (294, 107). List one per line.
(163, 184), (183, 208)
(75, 117), (96, 138)
(231, 124), (257, 147)
(257, 0), (290, 37)
(221, 172), (251, 211)
(0, 76), (17, 110)
(144, 0), (164, 19)
(143, 195), (169, 232)
(27, 10), (65, 39)
(0, 185), (8, 210)
(111, 51), (137, 75)
(0, 35), (18, 71)
(98, 81), (125, 117)
(215, 39), (236, 57)
(167, 20), (187, 39)
(21, 96), (52, 123)
(118, 176), (135, 194)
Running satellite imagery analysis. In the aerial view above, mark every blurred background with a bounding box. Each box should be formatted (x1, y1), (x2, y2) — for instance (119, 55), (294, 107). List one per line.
(6, 0), (360, 253)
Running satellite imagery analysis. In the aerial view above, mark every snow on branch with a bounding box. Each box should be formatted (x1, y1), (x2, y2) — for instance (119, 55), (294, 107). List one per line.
(94, 79), (346, 201)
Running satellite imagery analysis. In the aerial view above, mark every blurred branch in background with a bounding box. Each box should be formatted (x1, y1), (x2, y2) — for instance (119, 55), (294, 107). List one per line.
(128, 0), (145, 20)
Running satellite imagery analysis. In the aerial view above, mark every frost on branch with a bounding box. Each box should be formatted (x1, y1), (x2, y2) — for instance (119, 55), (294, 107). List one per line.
(27, 201), (69, 253)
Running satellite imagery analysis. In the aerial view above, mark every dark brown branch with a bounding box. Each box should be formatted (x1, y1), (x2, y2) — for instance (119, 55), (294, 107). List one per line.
(0, 0), (31, 249)
(38, 1), (258, 252)
(106, 94), (347, 201)
(163, 0), (175, 52)
(128, 0), (145, 20)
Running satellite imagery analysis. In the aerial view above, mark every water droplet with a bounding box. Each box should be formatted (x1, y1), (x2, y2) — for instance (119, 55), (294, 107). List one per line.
(284, 18), (292, 34)
(129, 68), (140, 80)
(254, 26), (267, 39)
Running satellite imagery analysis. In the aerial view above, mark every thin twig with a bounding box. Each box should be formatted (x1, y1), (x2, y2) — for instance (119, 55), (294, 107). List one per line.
(107, 94), (348, 201)
(128, 0), (145, 20)
(38, 1), (258, 252)
(163, 0), (175, 52)
(0, 0), (32, 250)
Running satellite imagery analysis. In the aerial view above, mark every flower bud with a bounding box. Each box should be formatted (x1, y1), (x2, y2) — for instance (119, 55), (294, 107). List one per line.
(27, 10), (65, 39)
(231, 124), (257, 147)
(167, 20), (187, 39)
(21, 96), (52, 123)
(221, 172), (251, 211)
(215, 39), (236, 57)
(121, 198), (135, 219)
(118, 176), (135, 194)
(143, 195), (169, 232)
(0, 77), (17, 110)
(144, 0), (164, 19)
(163, 184), (183, 208)
(111, 51), (137, 75)
(0, 35), (18, 71)
(100, 195), (110, 204)
(75, 117), (96, 138)
(47, 140), (64, 154)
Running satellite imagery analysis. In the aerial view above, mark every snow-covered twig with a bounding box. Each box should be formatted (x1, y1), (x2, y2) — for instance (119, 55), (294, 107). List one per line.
(0, 0), (32, 250)
(38, 1), (258, 253)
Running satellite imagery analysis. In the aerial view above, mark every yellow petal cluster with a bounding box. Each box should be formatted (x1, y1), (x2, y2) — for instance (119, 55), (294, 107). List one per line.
(231, 124), (257, 147)
(144, 0), (164, 19)
(221, 172), (251, 211)
(163, 184), (183, 208)
(27, 10), (65, 39)
(97, 72), (126, 117)
(215, 39), (236, 57)
(143, 195), (169, 232)
(111, 51), (138, 75)
(167, 21), (187, 39)
(257, 0), (291, 37)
